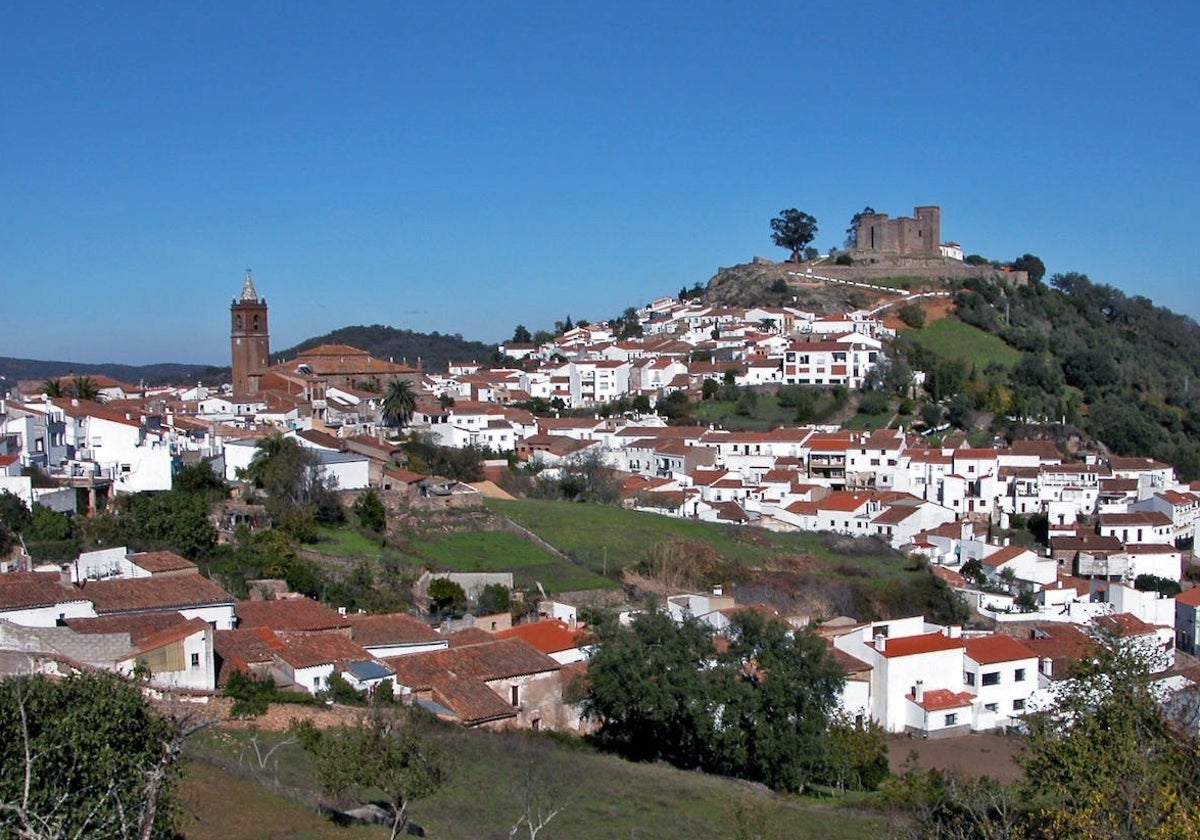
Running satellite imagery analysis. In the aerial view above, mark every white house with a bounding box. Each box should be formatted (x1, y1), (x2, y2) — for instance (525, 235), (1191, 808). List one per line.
(962, 635), (1038, 731)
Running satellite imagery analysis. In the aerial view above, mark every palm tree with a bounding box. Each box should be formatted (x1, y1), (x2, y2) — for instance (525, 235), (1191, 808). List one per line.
(41, 378), (65, 398)
(381, 379), (417, 432)
(70, 375), (103, 402)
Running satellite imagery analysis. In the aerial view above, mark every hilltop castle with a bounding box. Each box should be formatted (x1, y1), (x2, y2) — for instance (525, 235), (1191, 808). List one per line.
(855, 206), (941, 257)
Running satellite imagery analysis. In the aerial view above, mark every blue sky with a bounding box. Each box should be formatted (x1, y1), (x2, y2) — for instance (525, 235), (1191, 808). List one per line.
(1, 2), (1196, 365)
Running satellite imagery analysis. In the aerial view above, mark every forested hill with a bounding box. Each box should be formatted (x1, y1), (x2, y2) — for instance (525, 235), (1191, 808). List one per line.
(893, 271), (1200, 479)
(273, 324), (496, 373)
(0, 357), (224, 387)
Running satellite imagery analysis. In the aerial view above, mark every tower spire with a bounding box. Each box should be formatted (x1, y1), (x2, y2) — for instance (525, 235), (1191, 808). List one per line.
(240, 269), (259, 302)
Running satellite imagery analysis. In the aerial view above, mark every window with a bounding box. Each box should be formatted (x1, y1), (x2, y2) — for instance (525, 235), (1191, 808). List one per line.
(944, 713), (958, 726)
(982, 672), (1000, 686)
(1013, 698), (1026, 711)
(984, 703), (999, 713)
(314, 677), (322, 690)
(191, 653), (200, 668)
(1015, 668), (1026, 682)
(965, 672), (976, 686)
(511, 685), (520, 707)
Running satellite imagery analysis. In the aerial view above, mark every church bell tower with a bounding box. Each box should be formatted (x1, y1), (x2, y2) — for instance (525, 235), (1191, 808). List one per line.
(230, 270), (270, 396)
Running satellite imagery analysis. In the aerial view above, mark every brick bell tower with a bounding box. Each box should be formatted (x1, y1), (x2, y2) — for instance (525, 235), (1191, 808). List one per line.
(230, 270), (270, 396)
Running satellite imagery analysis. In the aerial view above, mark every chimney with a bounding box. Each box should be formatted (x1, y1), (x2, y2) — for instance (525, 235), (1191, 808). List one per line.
(712, 584), (723, 597)
(874, 632), (886, 653)
(59, 564), (73, 588)
(914, 680), (925, 703)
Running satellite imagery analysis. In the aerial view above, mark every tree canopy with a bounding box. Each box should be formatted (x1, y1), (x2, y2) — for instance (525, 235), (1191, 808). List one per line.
(582, 610), (877, 793)
(294, 707), (447, 840)
(769, 209), (818, 262)
(0, 671), (187, 840)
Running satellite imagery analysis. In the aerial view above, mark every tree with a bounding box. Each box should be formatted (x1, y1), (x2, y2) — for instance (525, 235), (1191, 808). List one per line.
(239, 433), (342, 537)
(427, 577), (467, 616)
(353, 489), (387, 534)
(583, 610), (853, 793)
(381, 379), (417, 431)
(70, 375), (103, 402)
(707, 611), (846, 791)
(0, 671), (189, 840)
(476, 582), (511, 615)
(116, 490), (218, 560)
(845, 205), (875, 249)
(1010, 253), (1046, 282)
(26, 503), (73, 542)
(224, 670), (277, 719)
(897, 302), (926, 329)
(0, 490), (32, 533)
(769, 209), (818, 262)
(582, 611), (716, 765)
(511, 324), (533, 344)
(172, 460), (228, 498)
(294, 707), (447, 840)
(40, 378), (65, 398)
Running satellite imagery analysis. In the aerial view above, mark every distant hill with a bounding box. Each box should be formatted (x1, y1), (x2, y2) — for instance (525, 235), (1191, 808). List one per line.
(0, 325), (495, 388)
(273, 324), (496, 373)
(0, 357), (225, 388)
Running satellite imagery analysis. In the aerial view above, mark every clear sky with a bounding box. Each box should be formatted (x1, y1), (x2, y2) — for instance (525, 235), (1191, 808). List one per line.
(2, 2), (1197, 365)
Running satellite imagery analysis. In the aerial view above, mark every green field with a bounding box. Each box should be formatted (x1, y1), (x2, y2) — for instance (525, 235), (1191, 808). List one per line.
(407, 530), (612, 593)
(182, 724), (887, 840)
(314, 526), (387, 557)
(910, 318), (1021, 367)
(871, 275), (929, 290)
(484, 498), (913, 584)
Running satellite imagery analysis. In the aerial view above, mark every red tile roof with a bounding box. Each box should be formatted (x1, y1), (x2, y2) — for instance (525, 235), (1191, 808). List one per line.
(66, 612), (193, 644)
(0, 572), (88, 610)
(271, 630), (375, 669)
(494, 619), (588, 655)
(235, 598), (350, 632)
(128, 551), (197, 575)
(80, 575), (234, 614)
(964, 634), (1037, 665)
(877, 632), (964, 658)
(346, 612), (442, 646)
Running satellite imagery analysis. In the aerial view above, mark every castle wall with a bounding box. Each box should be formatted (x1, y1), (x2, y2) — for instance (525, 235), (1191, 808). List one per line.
(857, 206), (940, 257)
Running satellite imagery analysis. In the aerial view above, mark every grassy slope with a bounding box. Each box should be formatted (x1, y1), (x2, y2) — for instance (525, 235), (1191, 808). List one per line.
(182, 726), (886, 840)
(407, 530), (613, 593)
(910, 318), (1021, 368)
(484, 498), (912, 584)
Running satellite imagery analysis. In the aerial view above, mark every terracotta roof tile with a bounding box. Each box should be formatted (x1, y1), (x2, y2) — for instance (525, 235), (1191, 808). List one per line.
(964, 634), (1037, 665)
(346, 612), (442, 646)
(495, 619), (588, 655)
(128, 551), (197, 575)
(877, 632), (963, 658)
(80, 575), (233, 614)
(235, 598), (350, 632)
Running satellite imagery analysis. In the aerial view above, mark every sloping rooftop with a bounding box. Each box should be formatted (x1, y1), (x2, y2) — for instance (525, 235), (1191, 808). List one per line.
(235, 598), (350, 632)
(964, 634), (1037, 665)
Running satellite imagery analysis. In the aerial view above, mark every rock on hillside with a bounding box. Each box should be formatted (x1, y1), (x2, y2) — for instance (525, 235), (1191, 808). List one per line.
(702, 256), (1017, 312)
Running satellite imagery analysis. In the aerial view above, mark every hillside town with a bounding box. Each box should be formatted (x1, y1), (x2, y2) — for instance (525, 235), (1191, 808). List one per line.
(0, 268), (1198, 750)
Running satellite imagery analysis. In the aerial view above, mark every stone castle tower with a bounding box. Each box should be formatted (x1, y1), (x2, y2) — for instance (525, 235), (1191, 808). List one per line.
(856, 205), (941, 257)
(230, 270), (269, 396)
